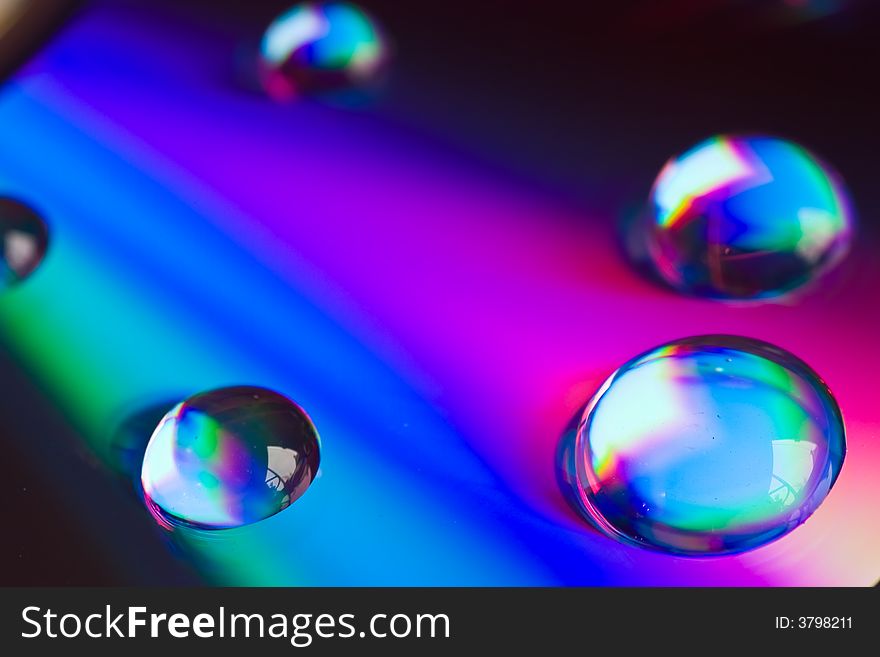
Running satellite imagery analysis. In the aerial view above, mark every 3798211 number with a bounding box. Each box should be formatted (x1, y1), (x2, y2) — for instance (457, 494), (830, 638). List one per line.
(798, 617), (852, 629)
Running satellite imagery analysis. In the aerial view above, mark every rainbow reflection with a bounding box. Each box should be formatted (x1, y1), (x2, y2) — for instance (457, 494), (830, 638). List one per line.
(258, 2), (388, 99)
(572, 335), (845, 555)
(646, 135), (854, 300)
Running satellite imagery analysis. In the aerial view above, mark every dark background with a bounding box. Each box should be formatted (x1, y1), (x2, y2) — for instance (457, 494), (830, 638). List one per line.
(1, 0), (878, 585)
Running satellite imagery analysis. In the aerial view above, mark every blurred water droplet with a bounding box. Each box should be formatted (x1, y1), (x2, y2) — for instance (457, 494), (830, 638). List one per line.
(0, 197), (49, 289)
(257, 2), (390, 101)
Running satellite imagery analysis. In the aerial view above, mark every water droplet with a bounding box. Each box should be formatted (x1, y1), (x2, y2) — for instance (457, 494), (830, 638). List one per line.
(257, 2), (390, 100)
(568, 335), (845, 555)
(642, 135), (855, 299)
(0, 197), (48, 289)
(141, 386), (320, 529)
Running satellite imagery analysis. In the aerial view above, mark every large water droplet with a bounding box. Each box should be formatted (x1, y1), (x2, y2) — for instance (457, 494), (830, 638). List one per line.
(140, 386), (320, 529)
(643, 135), (855, 299)
(569, 335), (845, 555)
(0, 197), (49, 289)
(257, 1), (389, 100)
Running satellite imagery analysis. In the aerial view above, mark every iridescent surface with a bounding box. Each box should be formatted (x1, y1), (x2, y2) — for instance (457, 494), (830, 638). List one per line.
(0, 197), (48, 289)
(141, 386), (320, 529)
(572, 336), (845, 555)
(258, 2), (388, 99)
(3, 4), (879, 585)
(644, 135), (854, 299)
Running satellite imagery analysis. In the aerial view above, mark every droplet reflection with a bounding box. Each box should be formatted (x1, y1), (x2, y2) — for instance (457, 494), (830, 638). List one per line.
(642, 135), (855, 300)
(567, 335), (845, 555)
(140, 386), (320, 529)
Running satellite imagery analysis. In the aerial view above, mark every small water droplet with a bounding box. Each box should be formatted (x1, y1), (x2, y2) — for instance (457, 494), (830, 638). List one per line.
(141, 386), (320, 529)
(257, 2), (390, 100)
(0, 197), (49, 289)
(566, 335), (845, 555)
(641, 135), (855, 300)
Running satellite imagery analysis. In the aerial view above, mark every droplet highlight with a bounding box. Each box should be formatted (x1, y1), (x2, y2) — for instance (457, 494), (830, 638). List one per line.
(569, 335), (845, 555)
(258, 1), (389, 100)
(0, 197), (49, 289)
(643, 135), (855, 299)
(140, 386), (320, 529)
